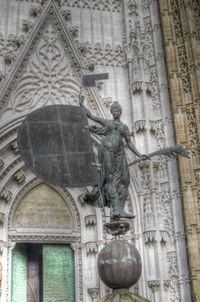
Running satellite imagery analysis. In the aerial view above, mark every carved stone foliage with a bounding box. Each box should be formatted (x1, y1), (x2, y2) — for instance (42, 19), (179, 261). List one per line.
(13, 170), (25, 184)
(185, 106), (200, 163)
(3, 22), (80, 114)
(85, 242), (98, 255)
(88, 288), (99, 302)
(148, 280), (160, 292)
(70, 0), (121, 12)
(0, 189), (12, 203)
(167, 251), (180, 302)
(138, 161), (151, 190)
(85, 215), (97, 226)
(150, 120), (165, 148)
(78, 42), (126, 68)
(0, 34), (24, 81)
(125, 1), (162, 116)
(158, 189), (174, 236)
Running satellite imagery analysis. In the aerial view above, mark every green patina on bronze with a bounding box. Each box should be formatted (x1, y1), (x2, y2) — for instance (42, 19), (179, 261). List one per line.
(43, 244), (75, 302)
(11, 244), (27, 302)
(79, 94), (190, 219)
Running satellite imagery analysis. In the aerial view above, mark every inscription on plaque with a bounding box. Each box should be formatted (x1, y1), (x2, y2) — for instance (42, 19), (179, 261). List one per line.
(17, 105), (99, 187)
(43, 244), (75, 302)
(13, 183), (74, 229)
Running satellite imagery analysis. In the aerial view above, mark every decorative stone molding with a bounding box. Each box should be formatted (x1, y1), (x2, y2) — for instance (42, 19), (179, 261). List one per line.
(69, 25), (78, 37)
(143, 230), (156, 244)
(88, 288), (99, 302)
(30, 3), (41, 17)
(159, 230), (170, 244)
(9, 141), (18, 154)
(148, 280), (160, 292)
(134, 120), (146, 133)
(60, 6), (71, 21)
(0, 189), (12, 203)
(164, 279), (171, 290)
(167, 251), (179, 277)
(0, 159), (4, 169)
(22, 20), (34, 32)
(78, 192), (87, 204)
(13, 170), (25, 184)
(85, 215), (97, 226)
(149, 120), (165, 148)
(4, 52), (16, 65)
(0, 213), (5, 226)
(85, 242), (98, 255)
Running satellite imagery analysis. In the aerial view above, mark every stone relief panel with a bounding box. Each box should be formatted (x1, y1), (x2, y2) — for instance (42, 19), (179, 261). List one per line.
(2, 22), (80, 116)
(12, 183), (74, 230)
(0, 1), (192, 302)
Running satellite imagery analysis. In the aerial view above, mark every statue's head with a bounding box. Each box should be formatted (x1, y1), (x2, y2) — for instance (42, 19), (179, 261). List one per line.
(110, 101), (122, 119)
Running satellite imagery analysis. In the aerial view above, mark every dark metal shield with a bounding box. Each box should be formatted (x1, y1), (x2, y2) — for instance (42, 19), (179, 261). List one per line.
(17, 105), (99, 187)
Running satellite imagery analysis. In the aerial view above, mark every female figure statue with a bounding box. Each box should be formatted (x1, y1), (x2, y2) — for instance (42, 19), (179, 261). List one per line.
(79, 95), (148, 218)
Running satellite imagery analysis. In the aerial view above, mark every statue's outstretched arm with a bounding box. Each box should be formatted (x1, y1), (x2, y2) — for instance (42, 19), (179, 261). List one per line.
(79, 94), (106, 126)
(124, 125), (149, 159)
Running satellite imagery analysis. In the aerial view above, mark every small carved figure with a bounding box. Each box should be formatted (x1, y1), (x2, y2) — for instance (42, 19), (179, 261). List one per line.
(79, 95), (148, 218)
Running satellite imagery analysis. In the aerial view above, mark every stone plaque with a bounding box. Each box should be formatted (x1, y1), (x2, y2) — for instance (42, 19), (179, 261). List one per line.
(13, 183), (74, 229)
(17, 105), (99, 187)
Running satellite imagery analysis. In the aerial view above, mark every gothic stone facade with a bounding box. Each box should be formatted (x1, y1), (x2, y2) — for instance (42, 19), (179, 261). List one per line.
(0, 0), (198, 301)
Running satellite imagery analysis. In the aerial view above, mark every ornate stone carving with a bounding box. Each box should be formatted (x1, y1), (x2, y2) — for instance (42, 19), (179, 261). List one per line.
(0, 189), (12, 203)
(78, 192), (87, 204)
(138, 161), (150, 190)
(88, 288), (99, 302)
(85, 242), (98, 255)
(85, 215), (97, 226)
(3, 21), (80, 113)
(0, 159), (4, 169)
(150, 120), (165, 148)
(4, 52), (16, 65)
(0, 213), (5, 226)
(134, 120), (146, 133)
(143, 230), (156, 244)
(158, 190), (174, 236)
(148, 280), (160, 292)
(13, 170), (25, 184)
(69, 25), (79, 37)
(30, 3), (41, 17)
(167, 251), (179, 277)
(22, 20), (34, 32)
(60, 6), (71, 21)
(80, 42), (126, 68)
(9, 141), (18, 154)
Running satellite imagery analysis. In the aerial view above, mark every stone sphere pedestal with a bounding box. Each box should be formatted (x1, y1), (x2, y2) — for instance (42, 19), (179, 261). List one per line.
(97, 221), (151, 302)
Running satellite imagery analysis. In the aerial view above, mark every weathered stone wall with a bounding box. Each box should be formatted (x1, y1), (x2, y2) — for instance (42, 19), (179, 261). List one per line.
(158, 0), (200, 301)
(0, 0), (195, 301)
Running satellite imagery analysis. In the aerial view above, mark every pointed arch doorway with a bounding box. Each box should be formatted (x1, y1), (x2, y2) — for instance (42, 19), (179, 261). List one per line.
(8, 181), (82, 302)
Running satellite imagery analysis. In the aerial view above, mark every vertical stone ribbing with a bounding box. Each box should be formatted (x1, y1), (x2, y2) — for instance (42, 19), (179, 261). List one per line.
(158, 0), (200, 301)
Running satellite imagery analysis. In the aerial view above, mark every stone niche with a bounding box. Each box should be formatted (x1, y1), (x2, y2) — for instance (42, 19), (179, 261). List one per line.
(12, 183), (74, 230)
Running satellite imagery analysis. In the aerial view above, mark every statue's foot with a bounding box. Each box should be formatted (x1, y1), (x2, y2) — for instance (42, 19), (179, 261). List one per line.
(119, 211), (135, 219)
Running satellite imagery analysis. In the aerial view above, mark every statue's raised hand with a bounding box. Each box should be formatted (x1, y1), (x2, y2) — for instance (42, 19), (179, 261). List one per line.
(79, 94), (85, 106)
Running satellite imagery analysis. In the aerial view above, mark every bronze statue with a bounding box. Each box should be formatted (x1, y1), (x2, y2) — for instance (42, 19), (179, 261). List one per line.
(79, 94), (190, 219)
(79, 95), (149, 218)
